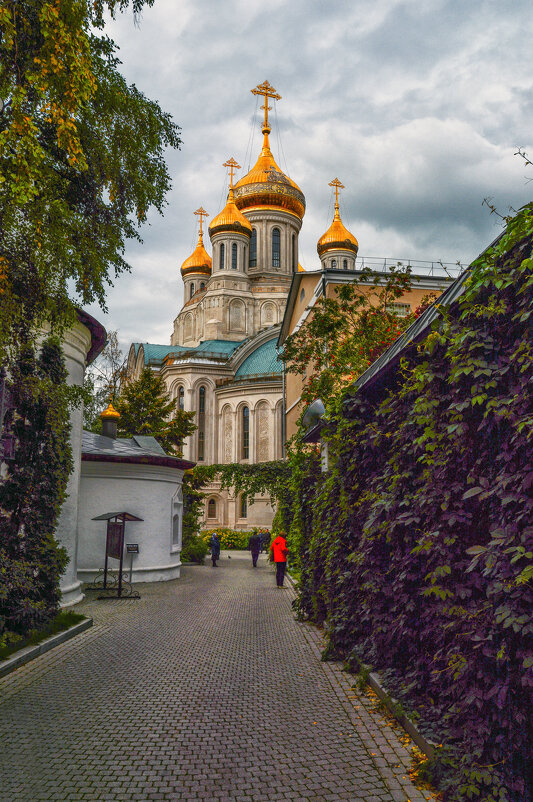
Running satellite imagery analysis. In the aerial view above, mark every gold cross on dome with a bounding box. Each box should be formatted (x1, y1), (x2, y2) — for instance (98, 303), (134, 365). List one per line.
(194, 207), (208, 236)
(223, 157), (241, 189)
(251, 80), (281, 131)
(329, 178), (345, 208)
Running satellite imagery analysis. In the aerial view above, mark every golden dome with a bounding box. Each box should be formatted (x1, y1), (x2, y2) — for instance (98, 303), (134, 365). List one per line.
(233, 129), (305, 219)
(180, 232), (212, 277)
(100, 401), (120, 420)
(208, 188), (253, 238)
(297, 263), (305, 272)
(317, 207), (358, 257)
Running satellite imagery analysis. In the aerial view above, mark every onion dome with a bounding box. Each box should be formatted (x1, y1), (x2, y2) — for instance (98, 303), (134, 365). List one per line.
(233, 128), (305, 220)
(317, 178), (358, 256)
(297, 263), (305, 272)
(180, 208), (212, 277)
(208, 187), (252, 238)
(100, 401), (120, 420)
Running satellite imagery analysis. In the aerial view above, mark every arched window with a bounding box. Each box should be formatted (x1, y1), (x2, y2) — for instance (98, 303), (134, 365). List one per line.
(242, 406), (249, 459)
(272, 227), (280, 268)
(249, 228), (257, 267)
(219, 243), (225, 270)
(189, 283), (195, 299)
(231, 242), (237, 269)
(240, 495), (247, 519)
(207, 498), (216, 518)
(200, 282), (206, 290)
(198, 386), (206, 461)
(331, 259), (337, 269)
(292, 234), (296, 272)
(178, 386), (184, 411)
(343, 259), (348, 270)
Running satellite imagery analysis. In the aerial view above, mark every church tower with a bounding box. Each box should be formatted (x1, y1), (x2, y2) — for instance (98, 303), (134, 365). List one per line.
(180, 207), (212, 303)
(317, 178), (358, 271)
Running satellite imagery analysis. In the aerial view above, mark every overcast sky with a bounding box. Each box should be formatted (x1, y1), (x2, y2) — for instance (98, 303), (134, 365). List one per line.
(82, 0), (533, 354)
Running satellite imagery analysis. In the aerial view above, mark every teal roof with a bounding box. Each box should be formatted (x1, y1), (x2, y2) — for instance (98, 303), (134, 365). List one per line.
(135, 340), (245, 365)
(235, 339), (282, 378)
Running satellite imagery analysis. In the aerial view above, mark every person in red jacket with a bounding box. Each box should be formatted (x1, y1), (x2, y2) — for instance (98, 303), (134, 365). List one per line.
(270, 531), (289, 588)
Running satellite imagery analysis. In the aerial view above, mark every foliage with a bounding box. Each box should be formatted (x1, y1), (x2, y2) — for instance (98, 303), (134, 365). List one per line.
(0, 609), (85, 659)
(291, 204), (533, 801)
(201, 527), (269, 550)
(83, 330), (125, 430)
(116, 367), (196, 454)
(281, 264), (433, 407)
(193, 460), (290, 505)
(0, 338), (72, 634)
(180, 534), (208, 565)
(0, 0), (180, 358)
(181, 469), (207, 561)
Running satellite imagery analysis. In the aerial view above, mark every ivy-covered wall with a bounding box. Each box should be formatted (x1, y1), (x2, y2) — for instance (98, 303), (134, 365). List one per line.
(292, 216), (533, 801)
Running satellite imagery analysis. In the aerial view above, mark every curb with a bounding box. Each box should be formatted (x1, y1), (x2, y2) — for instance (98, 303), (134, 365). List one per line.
(364, 669), (437, 759)
(0, 618), (93, 679)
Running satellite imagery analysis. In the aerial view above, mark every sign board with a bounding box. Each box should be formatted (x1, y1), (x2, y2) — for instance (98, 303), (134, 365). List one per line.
(106, 522), (123, 560)
(126, 543), (139, 554)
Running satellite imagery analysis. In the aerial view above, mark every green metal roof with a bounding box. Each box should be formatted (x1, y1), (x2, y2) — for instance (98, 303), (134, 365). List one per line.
(235, 339), (282, 378)
(135, 340), (245, 365)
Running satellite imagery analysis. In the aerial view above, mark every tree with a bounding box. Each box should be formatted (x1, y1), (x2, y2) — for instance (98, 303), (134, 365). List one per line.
(0, 0), (180, 359)
(281, 265), (434, 410)
(116, 368), (196, 454)
(84, 330), (126, 430)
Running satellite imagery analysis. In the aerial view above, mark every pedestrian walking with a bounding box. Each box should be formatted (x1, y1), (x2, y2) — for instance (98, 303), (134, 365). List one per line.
(209, 532), (221, 567)
(259, 529), (270, 554)
(270, 531), (289, 587)
(248, 530), (262, 567)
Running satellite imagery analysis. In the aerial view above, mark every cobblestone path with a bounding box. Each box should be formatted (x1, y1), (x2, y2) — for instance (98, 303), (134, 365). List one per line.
(0, 552), (432, 802)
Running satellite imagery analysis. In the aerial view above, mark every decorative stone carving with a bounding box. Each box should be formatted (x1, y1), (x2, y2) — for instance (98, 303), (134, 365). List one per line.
(223, 406), (232, 462)
(229, 299), (245, 331)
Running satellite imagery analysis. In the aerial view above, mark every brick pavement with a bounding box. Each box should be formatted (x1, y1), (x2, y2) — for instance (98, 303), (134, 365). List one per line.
(0, 552), (433, 802)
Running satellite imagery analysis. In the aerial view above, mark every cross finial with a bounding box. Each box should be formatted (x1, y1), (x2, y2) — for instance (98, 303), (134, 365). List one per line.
(251, 80), (281, 133)
(223, 157), (241, 189)
(329, 178), (345, 208)
(194, 207), (208, 237)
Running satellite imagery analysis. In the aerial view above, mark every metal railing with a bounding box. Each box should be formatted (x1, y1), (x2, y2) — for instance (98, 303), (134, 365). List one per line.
(356, 256), (465, 278)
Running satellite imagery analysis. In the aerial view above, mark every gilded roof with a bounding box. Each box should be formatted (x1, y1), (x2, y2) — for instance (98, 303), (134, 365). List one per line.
(209, 189), (253, 237)
(317, 208), (358, 256)
(233, 131), (305, 219)
(180, 232), (212, 277)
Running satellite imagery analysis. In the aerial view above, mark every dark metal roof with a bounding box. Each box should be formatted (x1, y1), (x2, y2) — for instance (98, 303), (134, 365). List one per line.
(81, 431), (195, 470)
(92, 511), (143, 521)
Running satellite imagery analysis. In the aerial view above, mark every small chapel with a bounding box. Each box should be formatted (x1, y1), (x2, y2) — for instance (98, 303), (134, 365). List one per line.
(126, 81), (361, 530)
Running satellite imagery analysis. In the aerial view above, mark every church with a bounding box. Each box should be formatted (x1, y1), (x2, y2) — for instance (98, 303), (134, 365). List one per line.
(126, 80), (434, 530)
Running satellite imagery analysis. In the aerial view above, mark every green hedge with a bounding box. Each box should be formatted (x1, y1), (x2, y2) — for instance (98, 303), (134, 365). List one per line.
(201, 527), (270, 550)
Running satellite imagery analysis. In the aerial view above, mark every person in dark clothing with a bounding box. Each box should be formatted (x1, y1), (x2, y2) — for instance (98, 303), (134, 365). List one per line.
(209, 532), (221, 567)
(270, 531), (289, 587)
(259, 529), (270, 554)
(248, 531), (262, 567)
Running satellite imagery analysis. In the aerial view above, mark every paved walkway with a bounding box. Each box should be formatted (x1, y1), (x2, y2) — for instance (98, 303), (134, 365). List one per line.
(0, 552), (432, 802)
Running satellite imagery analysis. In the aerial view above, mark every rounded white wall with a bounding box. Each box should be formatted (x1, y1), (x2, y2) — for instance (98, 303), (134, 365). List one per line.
(77, 461), (184, 584)
(54, 320), (93, 607)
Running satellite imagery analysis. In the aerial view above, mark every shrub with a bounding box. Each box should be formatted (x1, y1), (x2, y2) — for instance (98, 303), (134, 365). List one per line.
(181, 536), (208, 564)
(201, 527), (268, 550)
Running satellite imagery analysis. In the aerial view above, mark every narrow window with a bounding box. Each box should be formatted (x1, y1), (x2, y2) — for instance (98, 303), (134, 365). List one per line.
(292, 234), (296, 272)
(240, 495), (247, 519)
(219, 243), (225, 270)
(207, 498), (216, 518)
(178, 386), (184, 411)
(242, 406), (249, 459)
(249, 229), (257, 267)
(198, 386), (206, 461)
(231, 242), (237, 269)
(200, 282), (206, 290)
(189, 283), (195, 299)
(272, 228), (280, 268)
(343, 259), (348, 270)
(331, 259), (337, 269)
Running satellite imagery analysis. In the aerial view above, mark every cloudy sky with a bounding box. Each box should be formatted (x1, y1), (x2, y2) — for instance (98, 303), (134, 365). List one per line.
(83, 0), (533, 353)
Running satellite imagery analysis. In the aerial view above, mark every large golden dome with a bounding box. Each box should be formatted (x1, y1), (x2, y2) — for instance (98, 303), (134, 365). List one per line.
(180, 231), (212, 277)
(209, 188), (253, 238)
(233, 128), (305, 220)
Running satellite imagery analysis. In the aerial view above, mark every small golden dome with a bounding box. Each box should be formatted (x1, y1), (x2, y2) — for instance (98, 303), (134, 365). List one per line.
(297, 263), (305, 272)
(208, 189), (253, 238)
(100, 401), (120, 420)
(317, 207), (358, 257)
(180, 232), (212, 277)
(233, 130), (305, 220)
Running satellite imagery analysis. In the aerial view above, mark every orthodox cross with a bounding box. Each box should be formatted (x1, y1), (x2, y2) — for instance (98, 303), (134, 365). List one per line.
(251, 80), (281, 132)
(223, 157), (240, 189)
(329, 178), (344, 211)
(194, 206), (208, 237)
